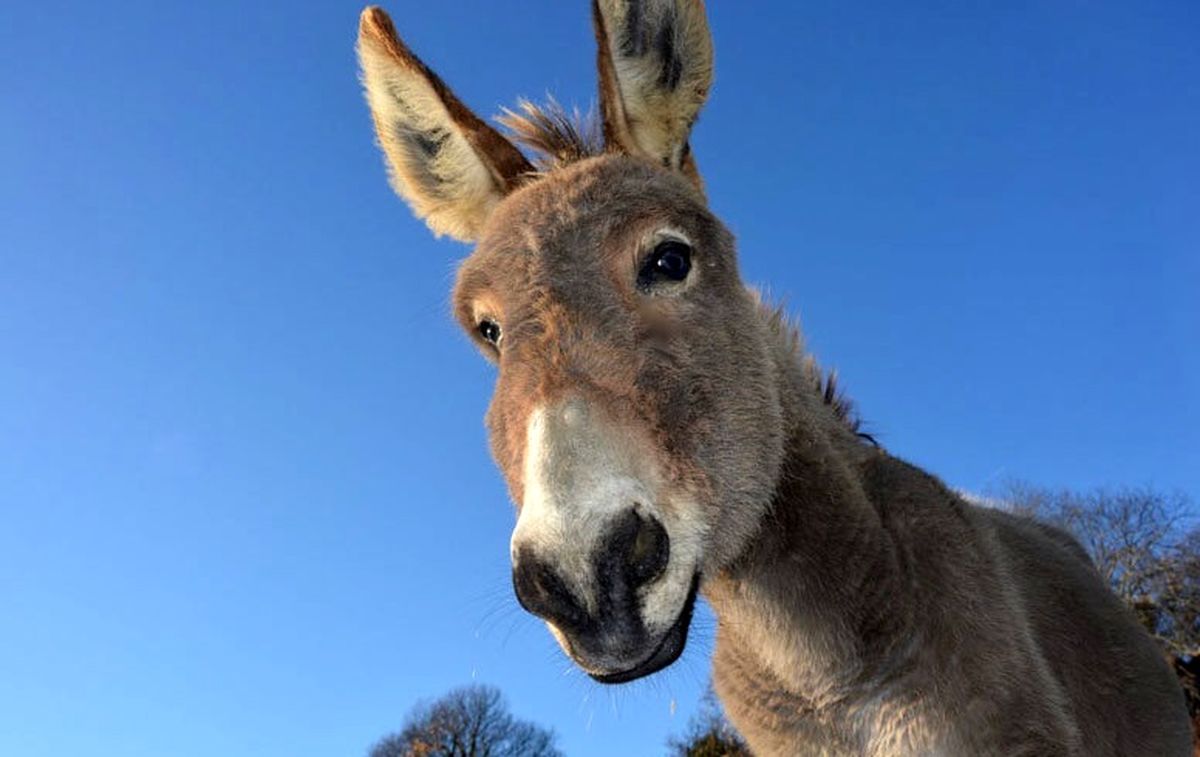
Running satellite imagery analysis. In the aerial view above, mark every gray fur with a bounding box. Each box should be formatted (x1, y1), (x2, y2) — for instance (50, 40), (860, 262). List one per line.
(356, 4), (1192, 754)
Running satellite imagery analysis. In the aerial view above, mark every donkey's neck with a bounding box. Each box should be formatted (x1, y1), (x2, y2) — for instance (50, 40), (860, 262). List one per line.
(703, 310), (914, 716)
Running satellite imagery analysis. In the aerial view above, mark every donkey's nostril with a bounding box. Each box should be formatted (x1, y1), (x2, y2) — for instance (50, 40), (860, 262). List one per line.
(512, 547), (588, 630)
(626, 513), (670, 587)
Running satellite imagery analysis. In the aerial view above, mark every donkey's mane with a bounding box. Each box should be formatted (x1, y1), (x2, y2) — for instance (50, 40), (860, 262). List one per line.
(498, 99), (605, 171)
(761, 302), (872, 442)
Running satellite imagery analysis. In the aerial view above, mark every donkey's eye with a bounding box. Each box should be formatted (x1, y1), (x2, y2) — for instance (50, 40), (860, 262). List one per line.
(478, 319), (502, 347)
(639, 240), (692, 290)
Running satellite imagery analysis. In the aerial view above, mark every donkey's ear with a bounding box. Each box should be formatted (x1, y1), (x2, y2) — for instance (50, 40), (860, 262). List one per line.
(357, 7), (532, 242)
(592, 0), (713, 187)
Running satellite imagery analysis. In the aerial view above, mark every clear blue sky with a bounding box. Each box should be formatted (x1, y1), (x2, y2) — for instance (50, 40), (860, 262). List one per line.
(2, 1), (1197, 755)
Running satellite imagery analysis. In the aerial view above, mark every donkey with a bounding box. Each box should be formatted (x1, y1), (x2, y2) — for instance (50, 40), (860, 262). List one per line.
(356, 3), (1191, 754)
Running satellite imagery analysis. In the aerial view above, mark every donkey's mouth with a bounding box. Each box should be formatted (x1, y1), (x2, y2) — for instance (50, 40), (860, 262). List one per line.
(589, 572), (700, 684)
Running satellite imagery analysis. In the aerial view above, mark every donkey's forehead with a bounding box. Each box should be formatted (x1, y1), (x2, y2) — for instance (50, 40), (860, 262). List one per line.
(452, 154), (719, 332)
(476, 155), (708, 259)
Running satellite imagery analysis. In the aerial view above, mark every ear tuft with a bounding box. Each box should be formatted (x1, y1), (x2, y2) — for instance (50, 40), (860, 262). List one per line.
(357, 6), (532, 242)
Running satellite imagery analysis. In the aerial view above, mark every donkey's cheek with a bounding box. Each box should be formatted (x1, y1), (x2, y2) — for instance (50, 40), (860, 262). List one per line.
(484, 397), (528, 509)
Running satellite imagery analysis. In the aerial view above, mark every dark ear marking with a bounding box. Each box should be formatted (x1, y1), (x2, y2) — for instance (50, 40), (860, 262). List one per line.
(617, 1), (683, 90)
(403, 126), (447, 162)
(395, 124), (451, 199)
(621, 0), (646, 56)
(379, 83), (454, 198)
(654, 15), (683, 89)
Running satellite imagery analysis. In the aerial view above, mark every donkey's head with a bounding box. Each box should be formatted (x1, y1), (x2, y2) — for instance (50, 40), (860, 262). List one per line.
(359, 1), (788, 682)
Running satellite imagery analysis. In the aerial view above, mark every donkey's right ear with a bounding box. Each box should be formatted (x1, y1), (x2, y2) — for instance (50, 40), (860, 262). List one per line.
(357, 7), (532, 242)
(593, 0), (713, 189)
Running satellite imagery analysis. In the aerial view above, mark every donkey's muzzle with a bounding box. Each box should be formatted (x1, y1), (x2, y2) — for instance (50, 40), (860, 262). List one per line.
(511, 546), (590, 631)
(511, 510), (670, 637)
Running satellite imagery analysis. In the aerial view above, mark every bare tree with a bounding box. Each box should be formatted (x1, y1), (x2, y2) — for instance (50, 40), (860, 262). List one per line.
(997, 482), (1198, 654)
(369, 684), (561, 757)
(667, 686), (751, 757)
(1161, 527), (1200, 654)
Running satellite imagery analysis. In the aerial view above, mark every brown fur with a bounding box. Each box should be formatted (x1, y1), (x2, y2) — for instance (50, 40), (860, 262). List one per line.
(497, 100), (605, 172)
(357, 8), (533, 240)
(357, 4), (1191, 754)
(592, 0), (708, 188)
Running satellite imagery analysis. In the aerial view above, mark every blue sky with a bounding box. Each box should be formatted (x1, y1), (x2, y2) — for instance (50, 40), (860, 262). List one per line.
(1, 1), (1197, 755)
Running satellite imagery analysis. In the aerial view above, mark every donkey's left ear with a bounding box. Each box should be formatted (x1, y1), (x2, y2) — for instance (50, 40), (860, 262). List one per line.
(593, 0), (713, 188)
(357, 7), (532, 242)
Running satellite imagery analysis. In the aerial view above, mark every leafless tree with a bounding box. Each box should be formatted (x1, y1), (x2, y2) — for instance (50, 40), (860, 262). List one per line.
(996, 481), (1199, 655)
(667, 686), (751, 757)
(369, 684), (561, 757)
(989, 482), (1200, 754)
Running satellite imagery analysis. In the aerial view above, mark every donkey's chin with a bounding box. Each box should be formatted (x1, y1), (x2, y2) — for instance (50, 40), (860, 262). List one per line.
(583, 572), (701, 685)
